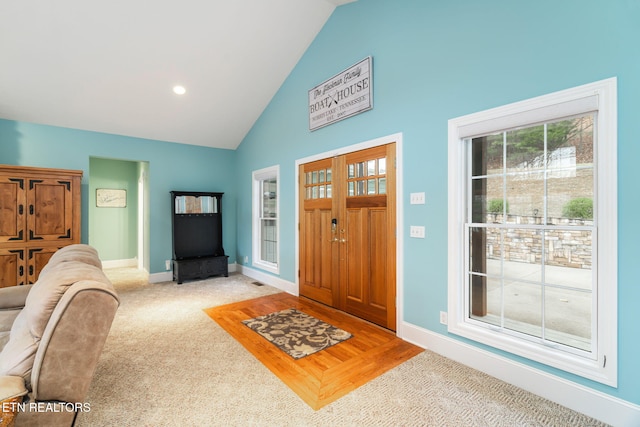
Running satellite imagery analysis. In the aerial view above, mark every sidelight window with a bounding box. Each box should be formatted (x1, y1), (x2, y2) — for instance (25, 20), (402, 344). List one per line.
(253, 165), (279, 273)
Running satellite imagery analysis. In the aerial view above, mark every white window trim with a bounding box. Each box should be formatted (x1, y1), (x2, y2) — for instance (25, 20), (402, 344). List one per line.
(447, 78), (617, 386)
(252, 165), (280, 274)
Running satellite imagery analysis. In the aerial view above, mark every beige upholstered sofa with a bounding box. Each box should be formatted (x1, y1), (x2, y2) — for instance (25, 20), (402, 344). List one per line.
(0, 244), (119, 427)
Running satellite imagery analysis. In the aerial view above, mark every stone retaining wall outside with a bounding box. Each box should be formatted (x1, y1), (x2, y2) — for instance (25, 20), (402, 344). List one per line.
(484, 215), (592, 269)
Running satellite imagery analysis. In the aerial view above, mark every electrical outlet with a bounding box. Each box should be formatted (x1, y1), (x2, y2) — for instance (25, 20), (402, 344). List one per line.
(165, 260), (171, 270)
(410, 225), (425, 238)
(440, 311), (448, 325)
(244, 255), (249, 264)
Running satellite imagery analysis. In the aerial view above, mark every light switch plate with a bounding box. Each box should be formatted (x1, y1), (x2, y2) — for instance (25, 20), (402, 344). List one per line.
(410, 192), (425, 204)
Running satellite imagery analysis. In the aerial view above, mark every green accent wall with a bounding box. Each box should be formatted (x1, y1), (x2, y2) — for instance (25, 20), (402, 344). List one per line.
(88, 157), (139, 261)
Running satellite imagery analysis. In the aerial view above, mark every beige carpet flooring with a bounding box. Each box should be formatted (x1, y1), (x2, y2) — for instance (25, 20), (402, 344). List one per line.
(77, 270), (608, 426)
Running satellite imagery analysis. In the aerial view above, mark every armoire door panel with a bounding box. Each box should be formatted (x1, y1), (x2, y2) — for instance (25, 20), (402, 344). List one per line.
(27, 247), (58, 284)
(0, 177), (26, 243)
(28, 179), (74, 241)
(0, 249), (26, 287)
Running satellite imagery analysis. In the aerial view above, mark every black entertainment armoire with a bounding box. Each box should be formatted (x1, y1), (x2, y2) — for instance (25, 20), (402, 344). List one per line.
(170, 191), (229, 284)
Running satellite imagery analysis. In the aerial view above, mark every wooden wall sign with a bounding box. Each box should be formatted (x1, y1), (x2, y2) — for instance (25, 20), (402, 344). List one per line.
(308, 56), (373, 131)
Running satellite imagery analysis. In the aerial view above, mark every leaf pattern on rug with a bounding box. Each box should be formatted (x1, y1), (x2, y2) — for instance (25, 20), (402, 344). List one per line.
(242, 308), (352, 359)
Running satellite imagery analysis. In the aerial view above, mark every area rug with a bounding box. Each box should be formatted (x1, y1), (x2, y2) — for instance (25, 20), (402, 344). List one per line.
(242, 308), (352, 359)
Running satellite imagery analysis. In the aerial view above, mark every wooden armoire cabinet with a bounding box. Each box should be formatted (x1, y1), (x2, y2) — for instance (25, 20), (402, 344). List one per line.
(0, 165), (82, 287)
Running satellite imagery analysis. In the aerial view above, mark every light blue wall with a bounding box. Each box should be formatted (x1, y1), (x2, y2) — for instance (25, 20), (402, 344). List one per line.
(0, 119), (238, 274)
(235, 0), (640, 405)
(88, 157), (139, 261)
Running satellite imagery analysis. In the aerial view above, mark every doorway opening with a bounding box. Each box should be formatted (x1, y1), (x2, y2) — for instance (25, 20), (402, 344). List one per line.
(88, 157), (149, 279)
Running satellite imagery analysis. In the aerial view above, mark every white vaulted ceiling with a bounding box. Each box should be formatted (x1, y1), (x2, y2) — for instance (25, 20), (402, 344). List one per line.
(0, 0), (356, 149)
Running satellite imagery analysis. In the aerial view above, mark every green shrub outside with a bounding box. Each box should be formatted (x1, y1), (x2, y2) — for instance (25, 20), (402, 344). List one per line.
(487, 199), (508, 214)
(562, 198), (593, 219)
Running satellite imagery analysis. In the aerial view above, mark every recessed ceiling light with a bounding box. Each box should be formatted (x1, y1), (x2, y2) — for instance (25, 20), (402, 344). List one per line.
(173, 85), (186, 95)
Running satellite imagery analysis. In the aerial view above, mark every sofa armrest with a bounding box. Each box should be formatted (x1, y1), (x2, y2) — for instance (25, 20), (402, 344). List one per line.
(0, 285), (33, 311)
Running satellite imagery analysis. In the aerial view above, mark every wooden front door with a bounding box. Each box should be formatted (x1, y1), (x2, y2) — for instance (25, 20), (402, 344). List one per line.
(299, 143), (396, 330)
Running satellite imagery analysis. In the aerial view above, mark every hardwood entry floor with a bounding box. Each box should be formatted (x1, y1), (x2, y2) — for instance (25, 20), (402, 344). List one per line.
(204, 292), (423, 410)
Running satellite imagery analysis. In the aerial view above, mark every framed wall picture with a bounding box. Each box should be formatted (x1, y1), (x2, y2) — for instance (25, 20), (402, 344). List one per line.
(96, 188), (127, 208)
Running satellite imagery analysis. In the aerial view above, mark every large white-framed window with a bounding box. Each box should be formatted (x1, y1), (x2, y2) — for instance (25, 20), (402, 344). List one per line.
(448, 78), (617, 386)
(252, 165), (279, 274)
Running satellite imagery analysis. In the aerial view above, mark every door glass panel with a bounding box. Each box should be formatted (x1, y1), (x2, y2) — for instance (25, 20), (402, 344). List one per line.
(348, 164), (355, 178)
(357, 162), (365, 178)
(378, 178), (386, 194)
(357, 180), (365, 195)
(305, 167), (334, 200)
(348, 182), (354, 196)
(367, 160), (376, 176)
(367, 179), (376, 194)
(378, 158), (386, 175)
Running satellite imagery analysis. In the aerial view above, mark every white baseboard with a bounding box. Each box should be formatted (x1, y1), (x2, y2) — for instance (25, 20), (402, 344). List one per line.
(149, 271), (172, 283)
(102, 258), (138, 269)
(400, 321), (640, 427)
(237, 265), (298, 295)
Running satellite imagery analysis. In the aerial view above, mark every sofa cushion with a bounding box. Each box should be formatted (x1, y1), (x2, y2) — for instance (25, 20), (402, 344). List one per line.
(26, 260), (109, 339)
(0, 285), (32, 311)
(0, 331), (10, 350)
(0, 310), (38, 385)
(40, 244), (102, 276)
